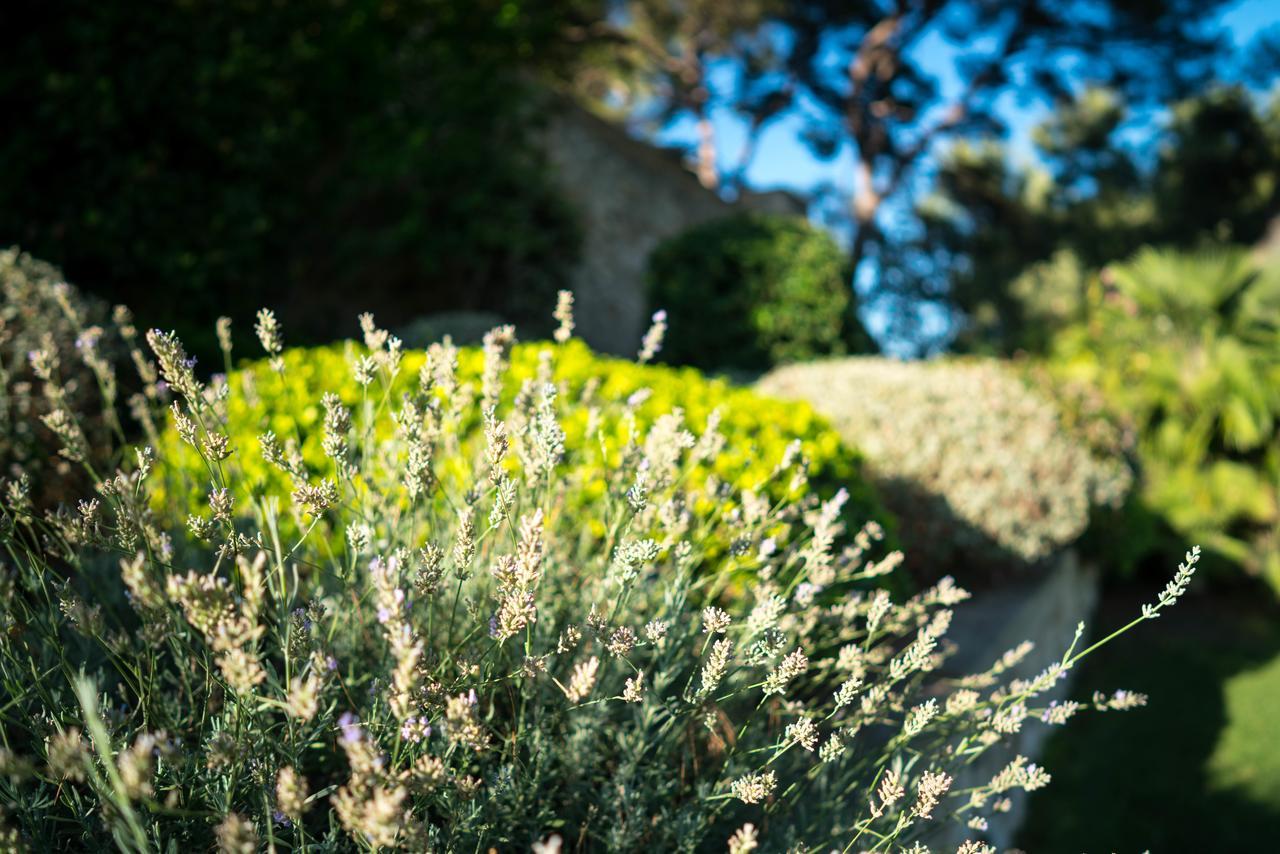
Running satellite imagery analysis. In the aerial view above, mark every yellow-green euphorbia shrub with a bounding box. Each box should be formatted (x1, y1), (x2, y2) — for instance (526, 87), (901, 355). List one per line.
(153, 338), (889, 557)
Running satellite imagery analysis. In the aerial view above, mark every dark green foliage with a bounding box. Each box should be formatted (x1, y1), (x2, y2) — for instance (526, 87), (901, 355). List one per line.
(0, 0), (589, 359)
(647, 213), (857, 371)
(1046, 246), (1280, 592)
(1022, 591), (1280, 851)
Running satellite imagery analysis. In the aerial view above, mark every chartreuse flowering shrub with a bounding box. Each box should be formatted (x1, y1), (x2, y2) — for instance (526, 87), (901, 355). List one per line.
(759, 357), (1133, 579)
(152, 317), (885, 558)
(0, 292), (1197, 852)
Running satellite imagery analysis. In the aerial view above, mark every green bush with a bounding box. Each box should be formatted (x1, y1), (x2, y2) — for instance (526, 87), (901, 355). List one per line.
(151, 334), (889, 560)
(0, 0), (587, 359)
(758, 356), (1133, 580)
(0, 299), (1195, 851)
(647, 213), (860, 372)
(1046, 245), (1280, 591)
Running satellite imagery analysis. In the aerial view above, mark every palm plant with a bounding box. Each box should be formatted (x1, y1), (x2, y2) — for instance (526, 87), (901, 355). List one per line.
(1051, 245), (1280, 589)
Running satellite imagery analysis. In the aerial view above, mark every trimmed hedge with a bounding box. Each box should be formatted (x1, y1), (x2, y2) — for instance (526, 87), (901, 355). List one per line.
(759, 356), (1132, 580)
(647, 213), (861, 372)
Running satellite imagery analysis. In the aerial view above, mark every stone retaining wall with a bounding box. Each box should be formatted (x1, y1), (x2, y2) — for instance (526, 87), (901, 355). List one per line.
(933, 549), (1100, 849)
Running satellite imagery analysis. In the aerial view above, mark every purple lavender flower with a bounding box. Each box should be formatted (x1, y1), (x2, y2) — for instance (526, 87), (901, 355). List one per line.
(338, 711), (363, 743)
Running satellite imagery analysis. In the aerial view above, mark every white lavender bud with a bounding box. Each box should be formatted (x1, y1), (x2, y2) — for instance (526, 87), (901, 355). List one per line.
(552, 290), (575, 343)
(1143, 545), (1200, 618)
(643, 620), (668, 644)
(730, 770), (776, 804)
(697, 638), (734, 699)
(872, 769), (904, 817)
(818, 733), (845, 763)
(254, 309), (283, 361)
(785, 716), (819, 751)
(564, 656), (600, 703)
(702, 606), (731, 635)
(902, 699), (939, 738)
(913, 770), (952, 819)
(727, 823), (759, 854)
(622, 671), (645, 703)
(637, 310), (667, 364)
(215, 316), (233, 360)
(763, 648), (807, 696)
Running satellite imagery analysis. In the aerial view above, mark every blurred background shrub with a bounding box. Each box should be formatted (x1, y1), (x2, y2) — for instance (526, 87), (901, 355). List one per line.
(0, 0), (591, 360)
(394, 312), (508, 349)
(646, 213), (869, 372)
(758, 356), (1132, 582)
(1044, 245), (1280, 592)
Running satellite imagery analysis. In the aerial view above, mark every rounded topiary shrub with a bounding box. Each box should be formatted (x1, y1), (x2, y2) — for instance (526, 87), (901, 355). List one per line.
(647, 213), (856, 372)
(758, 357), (1134, 581)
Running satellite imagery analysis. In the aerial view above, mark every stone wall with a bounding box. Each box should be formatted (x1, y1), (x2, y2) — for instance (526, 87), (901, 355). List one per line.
(933, 549), (1100, 849)
(541, 103), (801, 355)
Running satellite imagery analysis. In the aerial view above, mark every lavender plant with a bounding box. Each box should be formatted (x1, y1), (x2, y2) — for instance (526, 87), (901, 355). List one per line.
(0, 247), (129, 510)
(0, 293), (1195, 852)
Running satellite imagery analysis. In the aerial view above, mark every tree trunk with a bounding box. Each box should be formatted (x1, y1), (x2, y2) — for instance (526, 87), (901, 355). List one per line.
(695, 112), (718, 190)
(849, 153), (881, 286)
(848, 215), (876, 293)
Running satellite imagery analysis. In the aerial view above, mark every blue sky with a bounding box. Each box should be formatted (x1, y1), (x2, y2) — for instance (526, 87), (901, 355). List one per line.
(655, 0), (1280, 210)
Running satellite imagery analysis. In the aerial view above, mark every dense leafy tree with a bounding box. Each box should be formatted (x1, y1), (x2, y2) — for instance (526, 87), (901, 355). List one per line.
(773, 0), (1227, 284)
(0, 0), (598, 357)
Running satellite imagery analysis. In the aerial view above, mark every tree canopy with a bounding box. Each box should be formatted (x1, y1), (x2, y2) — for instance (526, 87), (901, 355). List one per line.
(592, 0), (1266, 353)
(927, 84), (1280, 353)
(0, 0), (600, 357)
